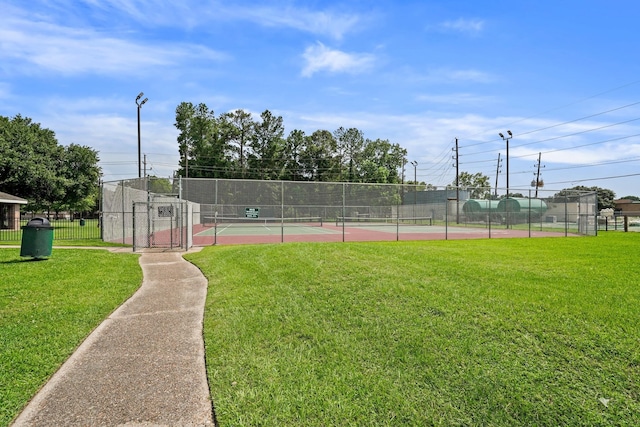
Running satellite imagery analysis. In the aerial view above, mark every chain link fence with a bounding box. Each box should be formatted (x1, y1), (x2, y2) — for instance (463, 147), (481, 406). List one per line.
(100, 177), (598, 249)
(101, 179), (197, 250)
(131, 201), (192, 251)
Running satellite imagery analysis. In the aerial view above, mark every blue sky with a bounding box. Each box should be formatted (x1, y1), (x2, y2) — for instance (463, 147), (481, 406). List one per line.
(2, 0), (640, 198)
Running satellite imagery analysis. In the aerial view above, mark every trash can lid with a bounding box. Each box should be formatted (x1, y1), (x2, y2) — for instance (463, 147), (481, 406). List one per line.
(25, 217), (53, 228)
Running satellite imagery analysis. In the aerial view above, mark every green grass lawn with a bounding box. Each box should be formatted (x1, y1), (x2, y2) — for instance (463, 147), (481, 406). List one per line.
(0, 239), (128, 247)
(0, 248), (141, 426)
(186, 233), (640, 426)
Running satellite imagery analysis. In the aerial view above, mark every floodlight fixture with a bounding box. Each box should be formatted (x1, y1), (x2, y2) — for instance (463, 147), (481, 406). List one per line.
(410, 161), (418, 206)
(136, 92), (149, 178)
(499, 131), (512, 198)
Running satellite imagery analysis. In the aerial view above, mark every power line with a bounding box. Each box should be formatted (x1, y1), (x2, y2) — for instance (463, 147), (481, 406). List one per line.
(458, 79), (640, 150)
(544, 172), (640, 186)
(509, 132), (640, 160)
(515, 101), (640, 138)
(511, 117), (640, 150)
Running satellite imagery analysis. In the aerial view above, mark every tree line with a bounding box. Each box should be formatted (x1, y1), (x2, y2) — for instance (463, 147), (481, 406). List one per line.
(0, 115), (101, 214)
(174, 102), (408, 183)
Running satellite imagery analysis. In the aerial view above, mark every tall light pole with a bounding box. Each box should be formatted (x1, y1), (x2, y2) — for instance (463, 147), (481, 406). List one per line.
(410, 161), (418, 221)
(410, 160), (418, 205)
(410, 160), (418, 185)
(136, 92), (148, 178)
(499, 130), (512, 228)
(498, 130), (512, 197)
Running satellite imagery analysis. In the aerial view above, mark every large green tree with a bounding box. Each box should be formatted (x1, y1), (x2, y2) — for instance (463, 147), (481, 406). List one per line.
(59, 143), (101, 213)
(334, 127), (364, 181)
(300, 130), (339, 181)
(282, 129), (306, 181)
(0, 115), (64, 210)
(175, 102), (223, 178)
(554, 186), (616, 210)
(173, 102), (408, 184)
(0, 115), (102, 213)
(359, 138), (406, 184)
(453, 172), (491, 199)
(225, 109), (254, 179)
(249, 110), (285, 180)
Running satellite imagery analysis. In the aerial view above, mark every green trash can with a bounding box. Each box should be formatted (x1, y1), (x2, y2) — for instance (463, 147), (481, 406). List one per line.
(20, 217), (54, 258)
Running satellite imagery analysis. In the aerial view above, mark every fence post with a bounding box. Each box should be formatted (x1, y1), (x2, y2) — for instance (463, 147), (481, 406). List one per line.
(132, 202), (136, 252)
(528, 189), (532, 238)
(565, 194), (568, 237)
(396, 186), (400, 241)
(121, 181), (126, 244)
(445, 193), (448, 240)
(342, 183), (346, 242)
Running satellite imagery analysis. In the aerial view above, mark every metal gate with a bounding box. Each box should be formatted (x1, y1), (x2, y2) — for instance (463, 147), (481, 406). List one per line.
(577, 191), (598, 236)
(132, 201), (191, 251)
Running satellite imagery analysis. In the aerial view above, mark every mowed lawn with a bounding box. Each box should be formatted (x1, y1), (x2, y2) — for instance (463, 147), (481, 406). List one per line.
(186, 233), (640, 426)
(0, 249), (141, 426)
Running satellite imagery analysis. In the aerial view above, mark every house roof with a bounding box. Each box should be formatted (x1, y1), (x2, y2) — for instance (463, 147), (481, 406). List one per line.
(0, 191), (28, 204)
(615, 198), (640, 204)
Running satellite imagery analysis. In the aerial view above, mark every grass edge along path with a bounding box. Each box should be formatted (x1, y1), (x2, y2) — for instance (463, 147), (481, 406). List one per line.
(0, 248), (141, 426)
(187, 233), (640, 426)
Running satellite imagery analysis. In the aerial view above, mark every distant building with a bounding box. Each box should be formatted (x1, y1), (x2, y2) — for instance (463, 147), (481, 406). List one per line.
(0, 191), (28, 230)
(614, 198), (640, 215)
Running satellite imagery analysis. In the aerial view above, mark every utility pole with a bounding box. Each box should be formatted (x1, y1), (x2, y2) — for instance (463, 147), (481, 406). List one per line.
(533, 152), (544, 198)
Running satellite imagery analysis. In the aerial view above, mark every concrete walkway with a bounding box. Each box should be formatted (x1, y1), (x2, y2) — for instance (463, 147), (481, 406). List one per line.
(12, 249), (215, 426)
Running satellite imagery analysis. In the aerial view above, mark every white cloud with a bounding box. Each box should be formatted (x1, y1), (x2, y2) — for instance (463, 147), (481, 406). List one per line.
(0, 14), (225, 76)
(448, 69), (495, 83)
(411, 68), (496, 85)
(234, 5), (361, 40)
(416, 93), (497, 106)
(301, 42), (375, 77)
(54, 0), (363, 40)
(437, 18), (485, 35)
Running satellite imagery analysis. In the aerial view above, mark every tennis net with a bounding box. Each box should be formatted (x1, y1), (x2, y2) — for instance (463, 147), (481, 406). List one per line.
(205, 216), (324, 227)
(336, 216), (433, 227)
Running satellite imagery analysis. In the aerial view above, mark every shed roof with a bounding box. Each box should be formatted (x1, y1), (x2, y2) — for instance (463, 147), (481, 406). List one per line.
(0, 191), (28, 204)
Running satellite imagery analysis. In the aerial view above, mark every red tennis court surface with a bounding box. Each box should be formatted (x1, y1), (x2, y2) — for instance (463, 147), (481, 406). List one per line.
(189, 222), (576, 246)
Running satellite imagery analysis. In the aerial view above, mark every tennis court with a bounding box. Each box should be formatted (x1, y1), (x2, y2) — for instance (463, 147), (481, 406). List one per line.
(190, 215), (570, 245)
(103, 177), (597, 249)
